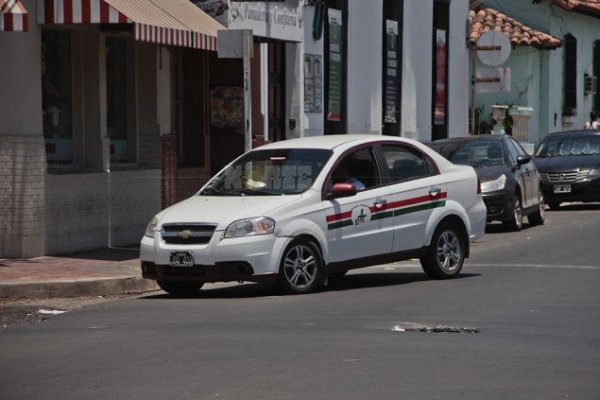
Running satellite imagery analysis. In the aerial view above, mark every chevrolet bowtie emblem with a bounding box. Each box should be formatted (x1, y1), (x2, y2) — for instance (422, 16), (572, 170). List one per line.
(178, 229), (194, 239)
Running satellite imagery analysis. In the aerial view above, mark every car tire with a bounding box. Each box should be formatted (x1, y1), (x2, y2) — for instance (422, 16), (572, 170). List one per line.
(528, 191), (546, 226)
(277, 238), (324, 295)
(420, 222), (465, 279)
(157, 281), (203, 297)
(503, 193), (523, 231)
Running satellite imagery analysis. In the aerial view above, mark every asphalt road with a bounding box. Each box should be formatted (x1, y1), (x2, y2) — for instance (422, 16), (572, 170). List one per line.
(1, 204), (599, 400)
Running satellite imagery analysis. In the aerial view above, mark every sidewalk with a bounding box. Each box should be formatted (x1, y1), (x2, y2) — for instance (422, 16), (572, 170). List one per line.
(0, 247), (159, 299)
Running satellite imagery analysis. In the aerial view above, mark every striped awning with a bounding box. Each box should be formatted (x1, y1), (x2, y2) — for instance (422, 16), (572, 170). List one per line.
(1, 0), (29, 31)
(37, 0), (224, 51)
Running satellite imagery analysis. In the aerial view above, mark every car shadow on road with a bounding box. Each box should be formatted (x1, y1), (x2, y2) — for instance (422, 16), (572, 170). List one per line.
(141, 272), (480, 299)
(548, 203), (600, 211)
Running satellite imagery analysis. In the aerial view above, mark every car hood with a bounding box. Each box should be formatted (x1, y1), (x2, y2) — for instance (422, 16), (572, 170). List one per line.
(471, 165), (506, 182)
(156, 194), (304, 230)
(534, 155), (600, 171)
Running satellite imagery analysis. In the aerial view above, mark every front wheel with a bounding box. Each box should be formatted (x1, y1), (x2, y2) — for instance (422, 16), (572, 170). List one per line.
(157, 281), (203, 297)
(503, 193), (523, 231)
(276, 239), (324, 295)
(528, 191), (546, 226)
(420, 222), (465, 279)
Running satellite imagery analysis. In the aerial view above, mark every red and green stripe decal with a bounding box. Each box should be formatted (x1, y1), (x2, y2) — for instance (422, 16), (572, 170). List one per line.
(326, 192), (448, 230)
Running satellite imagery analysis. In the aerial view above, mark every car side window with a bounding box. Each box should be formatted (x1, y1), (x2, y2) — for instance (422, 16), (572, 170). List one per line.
(505, 139), (519, 165)
(381, 145), (432, 184)
(328, 147), (380, 192)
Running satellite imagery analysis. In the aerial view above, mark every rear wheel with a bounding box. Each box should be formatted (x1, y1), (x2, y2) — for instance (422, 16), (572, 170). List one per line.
(277, 238), (324, 295)
(420, 222), (465, 279)
(528, 190), (546, 226)
(503, 193), (523, 231)
(157, 281), (203, 297)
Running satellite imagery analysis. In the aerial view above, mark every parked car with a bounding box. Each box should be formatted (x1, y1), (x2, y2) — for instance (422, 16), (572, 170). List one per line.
(430, 134), (545, 231)
(140, 134), (486, 296)
(533, 130), (600, 209)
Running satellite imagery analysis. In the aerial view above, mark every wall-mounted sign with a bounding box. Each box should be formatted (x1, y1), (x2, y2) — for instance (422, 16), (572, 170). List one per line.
(304, 54), (322, 113)
(327, 8), (342, 122)
(384, 19), (399, 124)
(210, 86), (244, 129)
(192, 1), (304, 42)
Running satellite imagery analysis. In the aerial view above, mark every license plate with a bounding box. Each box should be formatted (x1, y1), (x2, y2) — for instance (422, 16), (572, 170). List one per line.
(169, 251), (194, 267)
(553, 184), (571, 193)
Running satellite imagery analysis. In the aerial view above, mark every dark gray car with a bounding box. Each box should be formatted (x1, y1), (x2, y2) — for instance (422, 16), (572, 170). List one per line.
(430, 134), (545, 231)
(533, 130), (600, 209)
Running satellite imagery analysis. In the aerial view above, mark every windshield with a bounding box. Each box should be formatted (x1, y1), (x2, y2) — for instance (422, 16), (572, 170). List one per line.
(431, 140), (505, 167)
(535, 136), (600, 157)
(200, 148), (333, 196)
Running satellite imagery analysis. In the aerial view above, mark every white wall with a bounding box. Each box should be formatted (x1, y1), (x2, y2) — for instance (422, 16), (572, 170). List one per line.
(347, 0), (383, 135)
(401, 1), (434, 141)
(448, 0), (470, 138)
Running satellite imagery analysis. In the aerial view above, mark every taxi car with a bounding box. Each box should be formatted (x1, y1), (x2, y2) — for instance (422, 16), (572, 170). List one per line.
(140, 135), (487, 296)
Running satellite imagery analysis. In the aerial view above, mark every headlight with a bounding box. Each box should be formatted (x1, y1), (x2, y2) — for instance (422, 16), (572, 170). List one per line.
(481, 174), (507, 193)
(144, 217), (158, 238)
(225, 217), (275, 238)
(589, 169), (600, 177)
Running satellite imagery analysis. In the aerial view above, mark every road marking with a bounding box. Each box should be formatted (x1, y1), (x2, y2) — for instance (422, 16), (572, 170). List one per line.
(467, 263), (600, 270)
(361, 262), (600, 271)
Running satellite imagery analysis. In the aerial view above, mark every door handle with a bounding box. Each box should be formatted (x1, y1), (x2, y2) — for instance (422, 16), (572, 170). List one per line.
(373, 200), (386, 209)
(429, 186), (442, 197)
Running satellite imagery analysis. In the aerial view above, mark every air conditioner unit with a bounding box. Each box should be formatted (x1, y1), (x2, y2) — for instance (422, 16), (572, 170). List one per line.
(584, 74), (597, 95)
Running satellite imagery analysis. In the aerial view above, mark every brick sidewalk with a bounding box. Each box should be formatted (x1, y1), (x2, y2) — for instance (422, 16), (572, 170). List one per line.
(0, 247), (158, 299)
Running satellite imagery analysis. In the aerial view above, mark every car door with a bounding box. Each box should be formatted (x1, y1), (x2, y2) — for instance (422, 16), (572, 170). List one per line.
(379, 144), (447, 252)
(506, 137), (535, 208)
(323, 146), (394, 263)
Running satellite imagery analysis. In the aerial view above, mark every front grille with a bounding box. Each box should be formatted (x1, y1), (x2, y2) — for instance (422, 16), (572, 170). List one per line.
(161, 223), (217, 245)
(540, 169), (589, 183)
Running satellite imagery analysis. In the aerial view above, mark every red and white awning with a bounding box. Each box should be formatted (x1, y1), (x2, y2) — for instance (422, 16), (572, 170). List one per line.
(1, 0), (29, 31)
(37, 0), (224, 51)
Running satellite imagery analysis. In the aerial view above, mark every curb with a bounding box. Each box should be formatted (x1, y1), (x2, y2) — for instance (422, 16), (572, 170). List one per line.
(0, 277), (160, 300)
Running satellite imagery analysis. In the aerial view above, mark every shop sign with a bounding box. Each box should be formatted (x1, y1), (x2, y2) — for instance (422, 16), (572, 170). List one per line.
(192, 1), (303, 42)
(327, 8), (342, 122)
(384, 20), (399, 124)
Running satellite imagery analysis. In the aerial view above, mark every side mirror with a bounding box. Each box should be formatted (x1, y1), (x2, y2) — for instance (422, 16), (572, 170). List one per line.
(329, 183), (357, 199)
(516, 154), (531, 166)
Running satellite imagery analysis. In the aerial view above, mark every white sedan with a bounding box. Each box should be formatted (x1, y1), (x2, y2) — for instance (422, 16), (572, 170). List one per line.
(140, 134), (486, 296)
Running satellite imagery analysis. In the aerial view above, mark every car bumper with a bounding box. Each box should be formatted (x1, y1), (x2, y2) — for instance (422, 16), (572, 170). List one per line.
(140, 232), (290, 283)
(540, 177), (600, 203)
(467, 197), (488, 242)
(482, 190), (510, 221)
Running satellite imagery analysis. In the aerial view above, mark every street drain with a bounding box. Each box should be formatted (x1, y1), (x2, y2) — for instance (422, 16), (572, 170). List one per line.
(392, 324), (480, 334)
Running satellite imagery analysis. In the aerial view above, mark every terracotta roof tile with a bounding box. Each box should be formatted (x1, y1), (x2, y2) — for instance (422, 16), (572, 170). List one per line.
(553, 0), (600, 18)
(469, 6), (562, 50)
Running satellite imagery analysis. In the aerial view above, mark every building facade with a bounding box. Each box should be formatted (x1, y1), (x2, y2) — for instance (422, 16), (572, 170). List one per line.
(1, 0), (471, 258)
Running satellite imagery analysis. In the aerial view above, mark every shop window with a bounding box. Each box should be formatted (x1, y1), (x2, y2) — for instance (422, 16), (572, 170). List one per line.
(106, 37), (135, 164)
(563, 34), (577, 116)
(42, 30), (73, 163)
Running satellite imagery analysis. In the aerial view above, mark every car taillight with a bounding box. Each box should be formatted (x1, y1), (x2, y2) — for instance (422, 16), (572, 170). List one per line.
(477, 176), (482, 194)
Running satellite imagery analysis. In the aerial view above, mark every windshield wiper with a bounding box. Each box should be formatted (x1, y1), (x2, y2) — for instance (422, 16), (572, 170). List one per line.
(241, 188), (283, 196)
